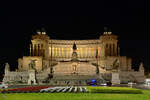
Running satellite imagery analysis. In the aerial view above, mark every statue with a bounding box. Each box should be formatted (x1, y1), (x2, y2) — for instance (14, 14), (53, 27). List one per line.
(5, 63), (10, 74)
(139, 62), (144, 72)
(72, 42), (78, 61)
(72, 63), (78, 74)
(112, 59), (120, 70)
(29, 60), (36, 70)
(73, 42), (77, 50)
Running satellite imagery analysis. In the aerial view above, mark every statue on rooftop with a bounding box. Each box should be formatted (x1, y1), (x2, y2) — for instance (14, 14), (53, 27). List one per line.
(5, 63), (10, 74)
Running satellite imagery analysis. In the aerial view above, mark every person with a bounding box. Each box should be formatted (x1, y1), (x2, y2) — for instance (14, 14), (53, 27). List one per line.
(31, 80), (33, 85)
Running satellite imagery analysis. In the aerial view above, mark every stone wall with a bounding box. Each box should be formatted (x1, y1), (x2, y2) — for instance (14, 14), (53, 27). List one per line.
(53, 62), (97, 75)
(119, 71), (145, 83)
(3, 71), (29, 84)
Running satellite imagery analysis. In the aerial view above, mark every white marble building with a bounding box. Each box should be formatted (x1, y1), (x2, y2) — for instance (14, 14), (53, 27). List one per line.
(3, 29), (145, 85)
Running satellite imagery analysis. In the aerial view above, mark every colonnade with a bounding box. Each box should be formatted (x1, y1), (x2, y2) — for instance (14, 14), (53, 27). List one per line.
(30, 44), (45, 56)
(105, 43), (118, 56)
(49, 47), (100, 58)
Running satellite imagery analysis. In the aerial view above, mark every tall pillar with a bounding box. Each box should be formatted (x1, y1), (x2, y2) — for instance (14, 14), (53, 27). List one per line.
(49, 47), (51, 57)
(108, 44), (111, 56)
(92, 48), (94, 58)
(83, 48), (85, 58)
(64, 48), (66, 58)
(70, 48), (72, 58)
(61, 48), (63, 58)
(39, 44), (41, 56)
(86, 48), (88, 58)
(118, 47), (120, 56)
(114, 44), (117, 56)
(59, 48), (61, 58)
(55, 48), (57, 58)
(91, 48), (93, 58)
(36, 44), (38, 56)
(62, 48), (63, 58)
(112, 44), (114, 56)
(38, 44), (39, 56)
(78, 48), (80, 58)
(34, 44), (37, 56)
(111, 44), (113, 56)
(80, 48), (82, 58)
(67, 48), (69, 58)
(58, 48), (60, 57)
(93, 48), (96, 58)
(30, 44), (32, 56)
(60, 48), (62, 58)
(57, 48), (59, 57)
(58, 48), (60, 58)
(87, 48), (89, 58)
(88, 48), (90, 58)
(32, 44), (35, 56)
(52, 48), (54, 58)
(82, 48), (84, 58)
(41, 44), (44, 57)
(54, 48), (56, 58)
(66, 48), (67, 58)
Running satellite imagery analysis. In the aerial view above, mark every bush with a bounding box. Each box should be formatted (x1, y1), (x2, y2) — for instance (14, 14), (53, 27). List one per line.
(87, 86), (142, 94)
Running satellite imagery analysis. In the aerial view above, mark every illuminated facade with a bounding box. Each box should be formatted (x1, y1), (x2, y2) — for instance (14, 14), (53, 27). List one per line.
(3, 30), (145, 85)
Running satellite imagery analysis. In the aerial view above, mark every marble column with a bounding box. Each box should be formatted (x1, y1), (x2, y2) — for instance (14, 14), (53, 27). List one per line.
(49, 47), (51, 57)
(30, 44), (32, 56)
(38, 44), (40, 56)
(66, 48), (67, 58)
(32, 44), (35, 56)
(114, 44), (117, 56)
(55, 47), (58, 57)
(64, 48), (66, 58)
(58, 48), (60, 57)
(61, 48), (63, 58)
(39, 44), (41, 56)
(78, 48), (80, 58)
(98, 47), (100, 58)
(70, 48), (72, 58)
(35, 44), (38, 56)
(52, 48), (54, 57)
(110, 44), (113, 56)
(80, 48), (82, 58)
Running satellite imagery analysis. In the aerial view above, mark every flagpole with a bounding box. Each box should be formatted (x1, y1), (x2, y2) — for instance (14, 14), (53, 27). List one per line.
(96, 41), (99, 74)
(97, 41), (99, 74)
(51, 39), (53, 75)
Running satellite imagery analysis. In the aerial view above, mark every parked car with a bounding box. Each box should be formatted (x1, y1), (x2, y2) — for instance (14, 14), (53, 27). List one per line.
(0, 82), (8, 89)
(87, 79), (97, 85)
(100, 83), (107, 86)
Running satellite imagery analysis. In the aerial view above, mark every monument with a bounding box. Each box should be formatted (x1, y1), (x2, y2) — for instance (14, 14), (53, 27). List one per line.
(28, 60), (37, 85)
(3, 28), (145, 85)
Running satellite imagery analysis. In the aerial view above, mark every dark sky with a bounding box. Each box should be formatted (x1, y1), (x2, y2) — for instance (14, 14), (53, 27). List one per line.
(0, 1), (149, 74)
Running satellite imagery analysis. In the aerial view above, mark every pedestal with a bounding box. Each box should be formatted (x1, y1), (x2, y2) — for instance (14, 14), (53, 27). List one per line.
(111, 72), (120, 84)
(28, 70), (37, 85)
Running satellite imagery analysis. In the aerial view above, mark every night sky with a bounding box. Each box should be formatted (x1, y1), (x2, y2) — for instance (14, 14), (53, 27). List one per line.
(0, 1), (149, 78)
